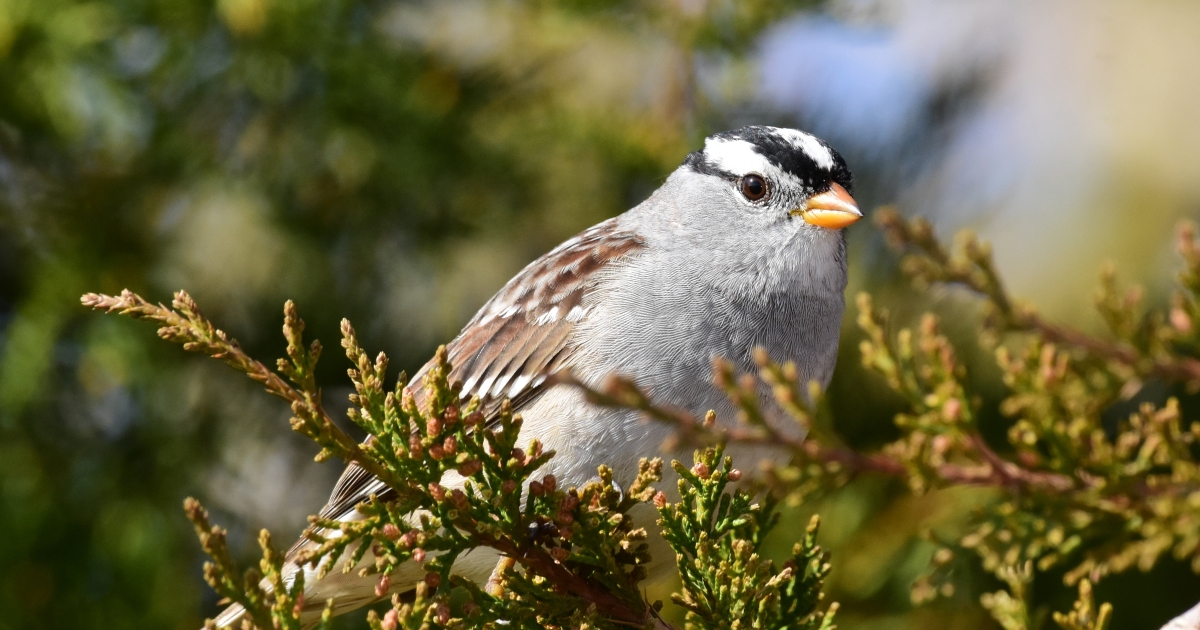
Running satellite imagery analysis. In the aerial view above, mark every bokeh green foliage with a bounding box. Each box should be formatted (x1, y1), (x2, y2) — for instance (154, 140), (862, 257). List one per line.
(0, 1), (816, 628)
(6, 0), (1200, 629)
(793, 211), (1200, 629)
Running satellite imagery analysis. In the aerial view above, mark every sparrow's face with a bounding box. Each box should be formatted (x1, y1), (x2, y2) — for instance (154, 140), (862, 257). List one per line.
(680, 125), (861, 234)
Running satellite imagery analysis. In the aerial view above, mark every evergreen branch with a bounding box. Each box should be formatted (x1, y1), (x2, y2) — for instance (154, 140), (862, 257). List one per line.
(185, 498), (336, 630)
(566, 371), (906, 480)
(81, 290), (399, 489)
(1053, 580), (1112, 630)
(86, 290), (703, 629)
(871, 209), (1200, 625)
(875, 207), (1200, 387)
(570, 336), (1072, 496)
(656, 446), (837, 629)
(571, 211), (1200, 628)
(979, 562), (1034, 630)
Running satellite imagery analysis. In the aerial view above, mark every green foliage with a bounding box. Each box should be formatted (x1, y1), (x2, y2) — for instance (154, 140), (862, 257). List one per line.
(977, 562), (1038, 630)
(575, 209), (1200, 628)
(828, 209), (1200, 627)
(870, 210), (1200, 601)
(1052, 580), (1111, 630)
(659, 447), (836, 630)
(184, 499), (331, 630)
(83, 289), (838, 629)
(16, 4), (1199, 628)
(77, 205), (1200, 629)
(0, 4), (813, 623)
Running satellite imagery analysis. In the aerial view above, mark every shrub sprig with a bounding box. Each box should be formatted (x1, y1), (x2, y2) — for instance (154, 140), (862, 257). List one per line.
(83, 290), (838, 630)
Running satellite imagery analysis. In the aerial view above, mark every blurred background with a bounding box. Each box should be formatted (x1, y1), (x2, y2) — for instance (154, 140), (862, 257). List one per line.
(1, 0), (1198, 628)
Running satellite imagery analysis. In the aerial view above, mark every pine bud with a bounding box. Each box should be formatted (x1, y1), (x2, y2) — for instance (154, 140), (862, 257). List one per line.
(424, 572), (441, 588)
(693, 462), (710, 479)
(381, 609), (398, 630)
(727, 469), (742, 482)
(542, 474), (557, 493)
(550, 547), (569, 562)
(502, 480), (517, 494)
(375, 574), (390, 597)
(443, 435), (457, 456)
(429, 482), (446, 502)
(382, 523), (401, 541)
(427, 418), (442, 438)
(653, 491), (667, 508)
(464, 411), (484, 427)
(428, 445), (445, 460)
(458, 460), (482, 476)
(529, 481), (544, 496)
(413, 548), (426, 563)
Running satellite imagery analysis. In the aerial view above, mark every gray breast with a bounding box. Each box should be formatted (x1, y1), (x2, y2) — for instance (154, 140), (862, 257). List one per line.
(571, 246), (847, 425)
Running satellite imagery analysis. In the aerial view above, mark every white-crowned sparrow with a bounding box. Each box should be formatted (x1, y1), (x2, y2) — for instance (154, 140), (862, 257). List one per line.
(214, 125), (860, 626)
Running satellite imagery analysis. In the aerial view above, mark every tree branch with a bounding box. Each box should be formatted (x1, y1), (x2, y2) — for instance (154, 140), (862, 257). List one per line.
(81, 291), (405, 504)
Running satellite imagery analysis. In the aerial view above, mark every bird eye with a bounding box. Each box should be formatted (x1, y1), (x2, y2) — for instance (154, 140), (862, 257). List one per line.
(740, 174), (767, 201)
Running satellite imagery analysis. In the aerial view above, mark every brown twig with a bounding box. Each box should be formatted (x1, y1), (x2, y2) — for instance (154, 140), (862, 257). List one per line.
(1024, 312), (1200, 385)
(961, 433), (1073, 493)
(566, 371), (1077, 495)
(491, 535), (671, 629)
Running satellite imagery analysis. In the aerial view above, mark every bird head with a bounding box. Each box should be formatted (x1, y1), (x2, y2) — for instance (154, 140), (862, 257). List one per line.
(680, 125), (860, 233)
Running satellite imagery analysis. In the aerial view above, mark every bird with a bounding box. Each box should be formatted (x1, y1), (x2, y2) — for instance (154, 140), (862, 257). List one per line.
(213, 125), (861, 627)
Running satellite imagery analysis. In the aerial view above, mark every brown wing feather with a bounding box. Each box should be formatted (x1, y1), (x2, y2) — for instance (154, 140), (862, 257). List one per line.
(288, 219), (644, 557)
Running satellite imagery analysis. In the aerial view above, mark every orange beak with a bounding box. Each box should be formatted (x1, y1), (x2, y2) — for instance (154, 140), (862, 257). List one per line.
(792, 182), (861, 229)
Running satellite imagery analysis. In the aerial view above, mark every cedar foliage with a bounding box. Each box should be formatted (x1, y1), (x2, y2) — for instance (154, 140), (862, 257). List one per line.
(83, 209), (1200, 628)
(82, 290), (835, 630)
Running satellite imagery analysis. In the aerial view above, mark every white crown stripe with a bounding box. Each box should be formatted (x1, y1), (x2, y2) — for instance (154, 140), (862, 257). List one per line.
(702, 138), (805, 191)
(702, 127), (836, 178)
(703, 137), (772, 175)
(778, 129), (835, 170)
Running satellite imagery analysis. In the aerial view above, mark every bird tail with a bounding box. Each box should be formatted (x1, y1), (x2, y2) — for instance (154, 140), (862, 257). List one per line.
(210, 602), (250, 629)
(208, 602), (324, 630)
(208, 597), (371, 630)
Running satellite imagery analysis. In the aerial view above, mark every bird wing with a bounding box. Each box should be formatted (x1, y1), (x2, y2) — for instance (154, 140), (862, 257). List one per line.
(296, 219), (645, 543)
